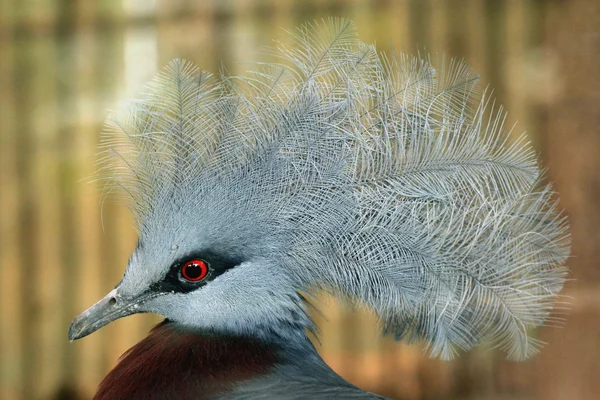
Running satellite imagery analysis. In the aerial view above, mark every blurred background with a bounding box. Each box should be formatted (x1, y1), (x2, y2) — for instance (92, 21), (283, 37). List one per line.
(0, 0), (598, 399)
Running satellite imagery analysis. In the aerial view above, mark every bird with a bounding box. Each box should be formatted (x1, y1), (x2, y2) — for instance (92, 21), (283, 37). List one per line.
(68, 18), (570, 400)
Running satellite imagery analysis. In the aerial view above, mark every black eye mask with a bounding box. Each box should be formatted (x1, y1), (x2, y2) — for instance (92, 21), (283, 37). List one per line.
(150, 250), (243, 294)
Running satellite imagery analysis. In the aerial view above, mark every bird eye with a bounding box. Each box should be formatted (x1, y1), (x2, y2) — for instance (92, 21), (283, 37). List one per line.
(181, 259), (208, 282)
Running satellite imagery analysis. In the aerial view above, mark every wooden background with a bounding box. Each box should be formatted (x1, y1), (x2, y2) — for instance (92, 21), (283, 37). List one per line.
(0, 0), (598, 399)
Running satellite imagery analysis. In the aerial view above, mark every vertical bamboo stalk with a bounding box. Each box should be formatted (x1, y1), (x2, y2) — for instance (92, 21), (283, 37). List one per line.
(494, 3), (536, 393)
(270, 0), (295, 43)
(522, 0), (547, 151)
(465, 0), (487, 78)
(390, 0), (414, 52)
(30, 32), (63, 400)
(504, 0), (530, 142)
(537, 0), (600, 397)
(409, 0), (429, 51)
(228, 0), (258, 77)
(56, 10), (83, 399)
(0, 14), (23, 400)
(428, 0), (449, 56)
(155, 0), (217, 70)
(70, 23), (106, 400)
(268, 0), (294, 65)
(12, 32), (41, 400)
(0, 0), (14, 33)
(484, 0), (507, 104)
(348, 0), (374, 41)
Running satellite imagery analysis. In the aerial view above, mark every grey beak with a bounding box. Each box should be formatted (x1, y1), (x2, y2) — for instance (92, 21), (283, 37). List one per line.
(68, 288), (156, 341)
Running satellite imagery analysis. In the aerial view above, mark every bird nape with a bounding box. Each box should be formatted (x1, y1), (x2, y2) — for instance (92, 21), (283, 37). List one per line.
(68, 18), (570, 400)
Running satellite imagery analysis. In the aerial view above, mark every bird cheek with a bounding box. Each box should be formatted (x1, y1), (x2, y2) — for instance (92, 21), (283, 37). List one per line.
(140, 293), (182, 319)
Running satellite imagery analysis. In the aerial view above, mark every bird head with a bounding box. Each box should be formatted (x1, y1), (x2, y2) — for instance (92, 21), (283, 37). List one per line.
(68, 165), (312, 341)
(69, 19), (569, 361)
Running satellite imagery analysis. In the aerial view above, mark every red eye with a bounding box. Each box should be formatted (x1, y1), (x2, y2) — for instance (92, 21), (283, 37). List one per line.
(181, 259), (209, 282)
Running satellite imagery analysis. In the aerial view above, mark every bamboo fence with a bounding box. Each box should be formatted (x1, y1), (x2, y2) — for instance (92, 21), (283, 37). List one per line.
(0, 1), (597, 399)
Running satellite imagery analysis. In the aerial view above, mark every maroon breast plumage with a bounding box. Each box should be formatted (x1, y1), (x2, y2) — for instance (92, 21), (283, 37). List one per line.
(94, 321), (278, 400)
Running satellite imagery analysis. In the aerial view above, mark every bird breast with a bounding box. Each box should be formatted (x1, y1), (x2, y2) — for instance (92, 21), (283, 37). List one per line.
(94, 320), (279, 400)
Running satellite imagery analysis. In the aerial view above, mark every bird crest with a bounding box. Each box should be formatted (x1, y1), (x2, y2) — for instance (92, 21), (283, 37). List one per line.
(96, 18), (569, 360)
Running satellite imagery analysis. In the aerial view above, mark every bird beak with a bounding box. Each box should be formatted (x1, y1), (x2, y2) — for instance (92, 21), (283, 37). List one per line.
(68, 287), (157, 341)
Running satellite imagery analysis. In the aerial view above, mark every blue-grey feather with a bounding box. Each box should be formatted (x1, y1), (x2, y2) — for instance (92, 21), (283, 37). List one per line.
(98, 17), (569, 367)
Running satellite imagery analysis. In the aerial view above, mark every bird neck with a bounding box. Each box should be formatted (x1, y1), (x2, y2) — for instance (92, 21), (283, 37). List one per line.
(93, 319), (315, 400)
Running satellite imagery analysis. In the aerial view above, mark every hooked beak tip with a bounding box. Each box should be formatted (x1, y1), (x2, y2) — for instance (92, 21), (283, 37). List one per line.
(68, 315), (89, 341)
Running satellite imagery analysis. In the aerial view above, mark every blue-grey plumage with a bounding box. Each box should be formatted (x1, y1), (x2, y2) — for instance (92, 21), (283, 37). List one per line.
(68, 18), (570, 399)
